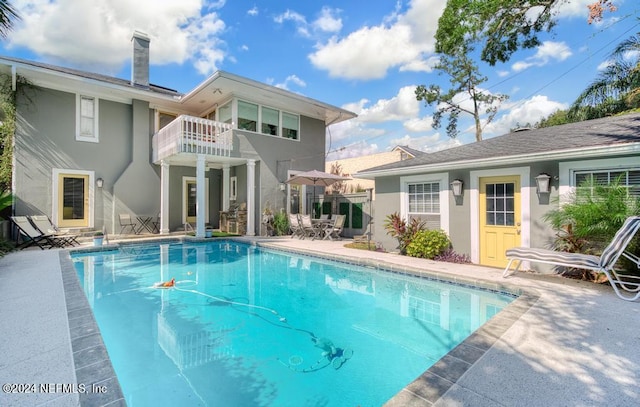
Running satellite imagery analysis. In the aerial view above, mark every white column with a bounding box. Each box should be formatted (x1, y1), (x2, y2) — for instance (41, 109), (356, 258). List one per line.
(222, 164), (230, 211)
(160, 160), (170, 234)
(246, 159), (256, 236)
(196, 154), (206, 238)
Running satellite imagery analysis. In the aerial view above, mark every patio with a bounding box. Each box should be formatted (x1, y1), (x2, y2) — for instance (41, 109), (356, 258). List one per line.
(0, 237), (638, 406)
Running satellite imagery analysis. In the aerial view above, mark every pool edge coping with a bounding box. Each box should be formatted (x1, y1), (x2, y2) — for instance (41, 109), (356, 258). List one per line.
(64, 237), (540, 406)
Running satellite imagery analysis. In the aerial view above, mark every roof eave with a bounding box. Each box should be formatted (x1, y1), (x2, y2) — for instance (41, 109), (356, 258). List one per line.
(355, 142), (640, 179)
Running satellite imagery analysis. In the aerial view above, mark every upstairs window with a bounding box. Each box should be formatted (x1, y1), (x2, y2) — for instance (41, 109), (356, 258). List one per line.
(219, 102), (232, 124)
(261, 106), (279, 136)
(282, 112), (299, 140)
(76, 95), (99, 142)
(238, 101), (258, 131)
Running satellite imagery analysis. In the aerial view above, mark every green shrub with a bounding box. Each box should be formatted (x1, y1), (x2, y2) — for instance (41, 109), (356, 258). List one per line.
(405, 229), (451, 259)
(383, 212), (426, 254)
(272, 211), (289, 236)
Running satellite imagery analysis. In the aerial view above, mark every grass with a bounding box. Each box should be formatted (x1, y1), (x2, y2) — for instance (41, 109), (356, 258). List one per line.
(344, 241), (384, 252)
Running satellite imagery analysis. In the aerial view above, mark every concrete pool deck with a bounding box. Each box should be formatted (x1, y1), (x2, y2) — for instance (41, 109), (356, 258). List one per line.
(0, 236), (638, 406)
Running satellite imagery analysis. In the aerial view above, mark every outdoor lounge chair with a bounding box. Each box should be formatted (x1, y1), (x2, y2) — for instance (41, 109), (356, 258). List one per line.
(503, 216), (640, 302)
(29, 215), (79, 246)
(11, 216), (65, 250)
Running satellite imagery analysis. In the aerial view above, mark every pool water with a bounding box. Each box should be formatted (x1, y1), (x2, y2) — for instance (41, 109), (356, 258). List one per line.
(72, 241), (514, 406)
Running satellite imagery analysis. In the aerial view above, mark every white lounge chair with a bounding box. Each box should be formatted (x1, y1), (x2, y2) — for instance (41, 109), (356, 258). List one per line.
(503, 216), (640, 301)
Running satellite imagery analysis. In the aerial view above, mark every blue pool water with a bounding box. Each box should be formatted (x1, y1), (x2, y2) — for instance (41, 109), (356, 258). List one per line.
(71, 241), (514, 406)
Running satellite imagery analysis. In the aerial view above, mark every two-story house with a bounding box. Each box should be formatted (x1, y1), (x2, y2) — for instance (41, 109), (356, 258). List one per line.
(2, 32), (355, 237)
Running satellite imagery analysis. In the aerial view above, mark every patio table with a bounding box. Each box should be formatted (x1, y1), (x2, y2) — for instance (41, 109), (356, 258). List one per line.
(136, 216), (156, 234)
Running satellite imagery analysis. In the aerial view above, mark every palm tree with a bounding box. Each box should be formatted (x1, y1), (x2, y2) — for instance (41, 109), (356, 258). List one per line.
(569, 33), (640, 120)
(0, 0), (19, 39)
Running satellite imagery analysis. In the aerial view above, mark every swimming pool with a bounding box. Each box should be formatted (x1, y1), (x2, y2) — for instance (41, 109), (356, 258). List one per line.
(71, 241), (516, 406)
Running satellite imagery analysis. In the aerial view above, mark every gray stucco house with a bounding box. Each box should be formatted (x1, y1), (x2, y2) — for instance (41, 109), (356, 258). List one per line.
(1, 32), (355, 237)
(357, 112), (640, 269)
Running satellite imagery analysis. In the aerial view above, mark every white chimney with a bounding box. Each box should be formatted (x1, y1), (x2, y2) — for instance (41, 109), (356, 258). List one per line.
(131, 31), (150, 88)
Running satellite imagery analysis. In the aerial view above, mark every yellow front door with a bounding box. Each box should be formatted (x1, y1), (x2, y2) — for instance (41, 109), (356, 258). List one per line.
(479, 176), (521, 267)
(57, 173), (89, 228)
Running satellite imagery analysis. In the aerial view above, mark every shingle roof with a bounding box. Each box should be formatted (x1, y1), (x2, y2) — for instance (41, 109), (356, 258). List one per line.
(360, 112), (640, 174)
(1, 55), (181, 97)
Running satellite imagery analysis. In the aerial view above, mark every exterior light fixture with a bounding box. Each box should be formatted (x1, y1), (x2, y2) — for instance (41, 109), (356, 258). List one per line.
(96, 178), (104, 188)
(535, 173), (552, 194)
(451, 179), (463, 197)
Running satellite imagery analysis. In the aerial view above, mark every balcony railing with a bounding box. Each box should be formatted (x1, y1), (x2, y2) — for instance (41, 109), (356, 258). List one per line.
(152, 115), (234, 163)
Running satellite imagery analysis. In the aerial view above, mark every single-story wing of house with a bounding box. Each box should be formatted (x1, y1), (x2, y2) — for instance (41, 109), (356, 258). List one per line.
(1, 32), (356, 237)
(356, 112), (640, 269)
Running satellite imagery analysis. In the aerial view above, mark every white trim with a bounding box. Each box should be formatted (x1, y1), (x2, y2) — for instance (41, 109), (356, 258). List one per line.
(75, 94), (99, 143)
(51, 168), (95, 228)
(357, 143), (640, 179)
(181, 176), (210, 224)
(469, 167), (530, 264)
(230, 176), (238, 201)
(559, 156), (640, 202)
(399, 173), (450, 234)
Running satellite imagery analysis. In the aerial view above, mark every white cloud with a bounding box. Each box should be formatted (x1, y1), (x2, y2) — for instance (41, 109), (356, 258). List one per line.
(8, 0), (227, 75)
(483, 95), (569, 136)
(512, 41), (572, 72)
(312, 7), (342, 33)
(247, 6), (258, 16)
(346, 86), (420, 123)
(309, 0), (445, 80)
(272, 74), (307, 90)
(403, 116), (433, 132)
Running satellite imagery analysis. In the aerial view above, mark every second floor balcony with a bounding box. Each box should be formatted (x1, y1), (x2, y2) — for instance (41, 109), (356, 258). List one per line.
(152, 115), (234, 164)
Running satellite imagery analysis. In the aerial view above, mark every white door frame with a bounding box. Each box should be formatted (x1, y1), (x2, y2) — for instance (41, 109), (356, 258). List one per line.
(182, 176), (210, 224)
(469, 167), (530, 264)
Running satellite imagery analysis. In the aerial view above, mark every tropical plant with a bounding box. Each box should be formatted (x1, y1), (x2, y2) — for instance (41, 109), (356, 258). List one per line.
(272, 211), (289, 236)
(569, 32), (640, 120)
(0, 0), (20, 39)
(405, 229), (451, 259)
(383, 212), (426, 255)
(542, 176), (640, 278)
(434, 249), (472, 264)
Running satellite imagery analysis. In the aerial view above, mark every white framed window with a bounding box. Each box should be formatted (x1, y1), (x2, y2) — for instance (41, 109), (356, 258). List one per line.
(574, 168), (640, 197)
(230, 176), (238, 200)
(261, 106), (279, 136)
(76, 94), (99, 142)
(282, 112), (299, 140)
(400, 173), (449, 232)
(560, 157), (640, 201)
(219, 102), (232, 124)
(238, 101), (258, 131)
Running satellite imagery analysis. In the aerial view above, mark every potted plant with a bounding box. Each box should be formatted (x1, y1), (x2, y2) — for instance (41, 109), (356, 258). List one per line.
(93, 231), (104, 246)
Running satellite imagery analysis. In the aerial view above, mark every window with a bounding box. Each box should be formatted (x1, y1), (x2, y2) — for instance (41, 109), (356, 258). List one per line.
(408, 182), (440, 213)
(219, 102), (232, 124)
(485, 182), (515, 226)
(158, 112), (177, 131)
(76, 95), (98, 142)
(238, 101), (258, 131)
(282, 112), (299, 140)
(575, 169), (640, 197)
(261, 106), (279, 136)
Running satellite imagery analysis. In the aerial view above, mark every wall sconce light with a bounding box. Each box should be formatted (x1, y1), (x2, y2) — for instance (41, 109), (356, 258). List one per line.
(279, 183), (286, 191)
(535, 173), (551, 194)
(451, 179), (463, 197)
(96, 178), (104, 188)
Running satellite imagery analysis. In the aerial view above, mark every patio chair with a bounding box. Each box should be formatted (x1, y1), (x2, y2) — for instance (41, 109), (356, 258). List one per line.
(11, 216), (64, 250)
(118, 213), (137, 234)
(28, 215), (80, 246)
(323, 214), (346, 241)
(503, 216), (640, 302)
(299, 214), (319, 240)
(288, 213), (304, 239)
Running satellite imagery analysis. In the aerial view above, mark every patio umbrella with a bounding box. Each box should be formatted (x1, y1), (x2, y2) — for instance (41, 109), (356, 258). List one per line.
(285, 169), (351, 187)
(285, 170), (351, 215)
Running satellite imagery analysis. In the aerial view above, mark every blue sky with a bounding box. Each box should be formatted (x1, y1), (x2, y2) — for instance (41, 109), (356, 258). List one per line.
(2, 0), (639, 160)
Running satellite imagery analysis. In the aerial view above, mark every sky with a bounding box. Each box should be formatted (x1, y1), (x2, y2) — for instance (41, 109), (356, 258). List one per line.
(2, 0), (639, 160)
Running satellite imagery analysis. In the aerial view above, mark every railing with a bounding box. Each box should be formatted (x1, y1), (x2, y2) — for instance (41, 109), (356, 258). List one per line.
(152, 115), (234, 162)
